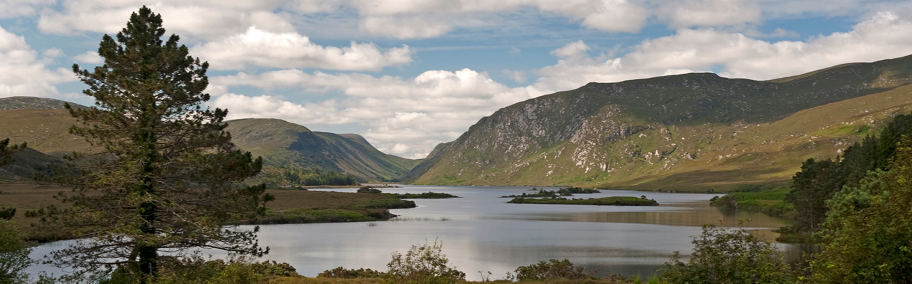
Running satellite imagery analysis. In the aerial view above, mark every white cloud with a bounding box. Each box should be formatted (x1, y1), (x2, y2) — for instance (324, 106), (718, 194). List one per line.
(74, 51), (103, 64)
(0, 0), (54, 19)
(37, 0), (293, 40)
(210, 68), (541, 158)
(656, 0), (761, 28)
(292, 0), (650, 39)
(194, 27), (412, 71)
(0, 26), (74, 98)
(533, 11), (912, 92)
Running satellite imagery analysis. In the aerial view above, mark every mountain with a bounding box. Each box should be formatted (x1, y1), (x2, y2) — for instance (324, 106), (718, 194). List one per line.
(0, 97), (94, 155)
(226, 118), (420, 182)
(409, 54), (912, 191)
(0, 147), (63, 182)
(0, 97), (418, 183)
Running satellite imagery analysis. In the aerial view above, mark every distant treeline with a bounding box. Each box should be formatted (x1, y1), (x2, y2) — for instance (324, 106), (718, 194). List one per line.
(251, 166), (359, 187)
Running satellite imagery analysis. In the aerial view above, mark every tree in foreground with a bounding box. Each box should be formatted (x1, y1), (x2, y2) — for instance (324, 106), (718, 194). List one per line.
(0, 221), (30, 284)
(660, 225), (790, 284)
(810, 135), (912, 283)
(386, 240), (465, 283)
(48, 6), (269, 280)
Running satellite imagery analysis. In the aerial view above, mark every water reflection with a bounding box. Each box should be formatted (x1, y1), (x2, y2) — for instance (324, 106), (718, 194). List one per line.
(27, 185), (795, 281)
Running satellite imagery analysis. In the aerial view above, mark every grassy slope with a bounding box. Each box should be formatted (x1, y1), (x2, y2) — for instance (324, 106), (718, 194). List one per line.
(0, 109), (94, 155)
(226, 118), (420, 182)
(413, 55), (912, 191)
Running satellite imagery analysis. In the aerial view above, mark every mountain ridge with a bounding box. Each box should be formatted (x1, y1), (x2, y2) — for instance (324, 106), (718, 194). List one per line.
(409, 54), (912, 191)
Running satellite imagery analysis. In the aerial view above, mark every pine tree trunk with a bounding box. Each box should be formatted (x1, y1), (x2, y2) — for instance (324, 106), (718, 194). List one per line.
(136, 101), (158, 277)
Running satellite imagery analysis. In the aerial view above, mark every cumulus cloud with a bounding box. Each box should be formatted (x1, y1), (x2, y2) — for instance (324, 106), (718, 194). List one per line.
(0, 26), (74, 98)
(656, 0), (761, 28)
(291, 0), (649, 39)
(37, 0), (294, 40)
(0, 0), (54, 19)
(74, 51), (103, 64)
(210, 68), (540, 158)
(194, 27), (412, 71)
(533, 11), (912, 92)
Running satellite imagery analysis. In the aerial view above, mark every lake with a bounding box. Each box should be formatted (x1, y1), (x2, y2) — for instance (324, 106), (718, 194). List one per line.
(27, 185), (793, 281)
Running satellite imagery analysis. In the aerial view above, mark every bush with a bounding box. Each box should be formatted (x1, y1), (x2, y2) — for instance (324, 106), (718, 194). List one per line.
(0, 208), (14, 220)
(660, 225), (790, 284)
(0, 220), (31, 284)
(386, 240), (465, 284)
(319, 267), (386, 278)
(102, 256), (297, 284)
(357, 186), (382, 194)
(514, 258), (587, 281)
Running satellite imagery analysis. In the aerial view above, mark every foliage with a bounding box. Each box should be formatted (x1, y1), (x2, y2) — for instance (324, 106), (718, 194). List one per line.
(254, 166), (359, 188)
(557, 187), (600, 195)
(0, 208), (13, 221)
(357, 186), (382, 194)
(514, 259), (587, 281)
(49, 6), (268, 279)
(386, 240), (465, 284)
(660, 225), (791, 284)
(319, 267), (386, 279)
(0, 221), (30, 284)
(786, 114), (912, 235)
(711, 187), (794, 217)
(809, 135), (912, 283)
(103, 256), (296, 284)
(508, 196), (658, 206)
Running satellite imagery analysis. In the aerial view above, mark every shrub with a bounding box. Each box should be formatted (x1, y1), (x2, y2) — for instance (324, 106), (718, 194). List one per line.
(102, 256), (297, 284)
(319, 267), (386, 278)
(0, 220), (30, 284)
(659, 225), (790, 284)
(0, 208), (14, 220)
(386, 240), (465, 284)
(514, 258), (587, 281)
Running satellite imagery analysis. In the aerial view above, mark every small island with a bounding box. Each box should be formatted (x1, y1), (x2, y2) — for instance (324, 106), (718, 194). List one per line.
(508, 196), (659, 206)
(357, 186), (460, 199)
(501, 187), (600, 198)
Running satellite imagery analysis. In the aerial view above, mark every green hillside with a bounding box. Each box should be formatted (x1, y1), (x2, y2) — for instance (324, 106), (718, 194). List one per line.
(0, 99), (418, 183)
(0, 97), (94, 155)
(410, 54), (912, 191)
(227, 118), (420, 182)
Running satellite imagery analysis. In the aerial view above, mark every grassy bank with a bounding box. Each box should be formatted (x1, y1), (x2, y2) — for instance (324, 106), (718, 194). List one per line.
(393, 192), (459, 199)
(508, 196), (659, 206)
(709, 186), (794, 218)
(0, 184), (417, 241)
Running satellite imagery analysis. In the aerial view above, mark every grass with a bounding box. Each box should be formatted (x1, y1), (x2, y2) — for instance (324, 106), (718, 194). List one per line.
(0, 184), (417, 241)
(710, 186), (795, 218)
(508, 196), (659, 206)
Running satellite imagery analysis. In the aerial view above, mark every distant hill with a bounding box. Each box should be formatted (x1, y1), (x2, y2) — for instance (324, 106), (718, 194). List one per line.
(0, 97), (93, 155)
(0, 100), (418, 183)
(0, 96), (84, 111)
(226, 118), (420, 182)
(409, 54), (912, 191)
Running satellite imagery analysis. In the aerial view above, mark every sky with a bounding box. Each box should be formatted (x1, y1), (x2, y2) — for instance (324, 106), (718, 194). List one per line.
(2, 1), (912, 159)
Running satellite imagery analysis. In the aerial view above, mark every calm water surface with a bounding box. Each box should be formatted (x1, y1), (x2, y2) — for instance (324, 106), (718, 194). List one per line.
(28, 185), (793, 280)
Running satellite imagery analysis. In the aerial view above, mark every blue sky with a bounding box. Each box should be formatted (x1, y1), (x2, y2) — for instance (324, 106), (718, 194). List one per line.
(1, 0), (912, 158)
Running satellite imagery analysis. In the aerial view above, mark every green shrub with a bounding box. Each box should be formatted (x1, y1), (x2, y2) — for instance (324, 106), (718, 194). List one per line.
(514, 258), (588, 281)
(386, 240), (465, 284)
(0, 220), (30, 284)
(660, 225), (791, 284)
(319, 267), (386, 278)
(0, 208), (14, 220)
(101, 256), (297, 284)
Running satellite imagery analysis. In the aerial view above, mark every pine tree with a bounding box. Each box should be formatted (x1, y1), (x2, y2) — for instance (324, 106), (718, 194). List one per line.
(50, 6), (269, 279)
